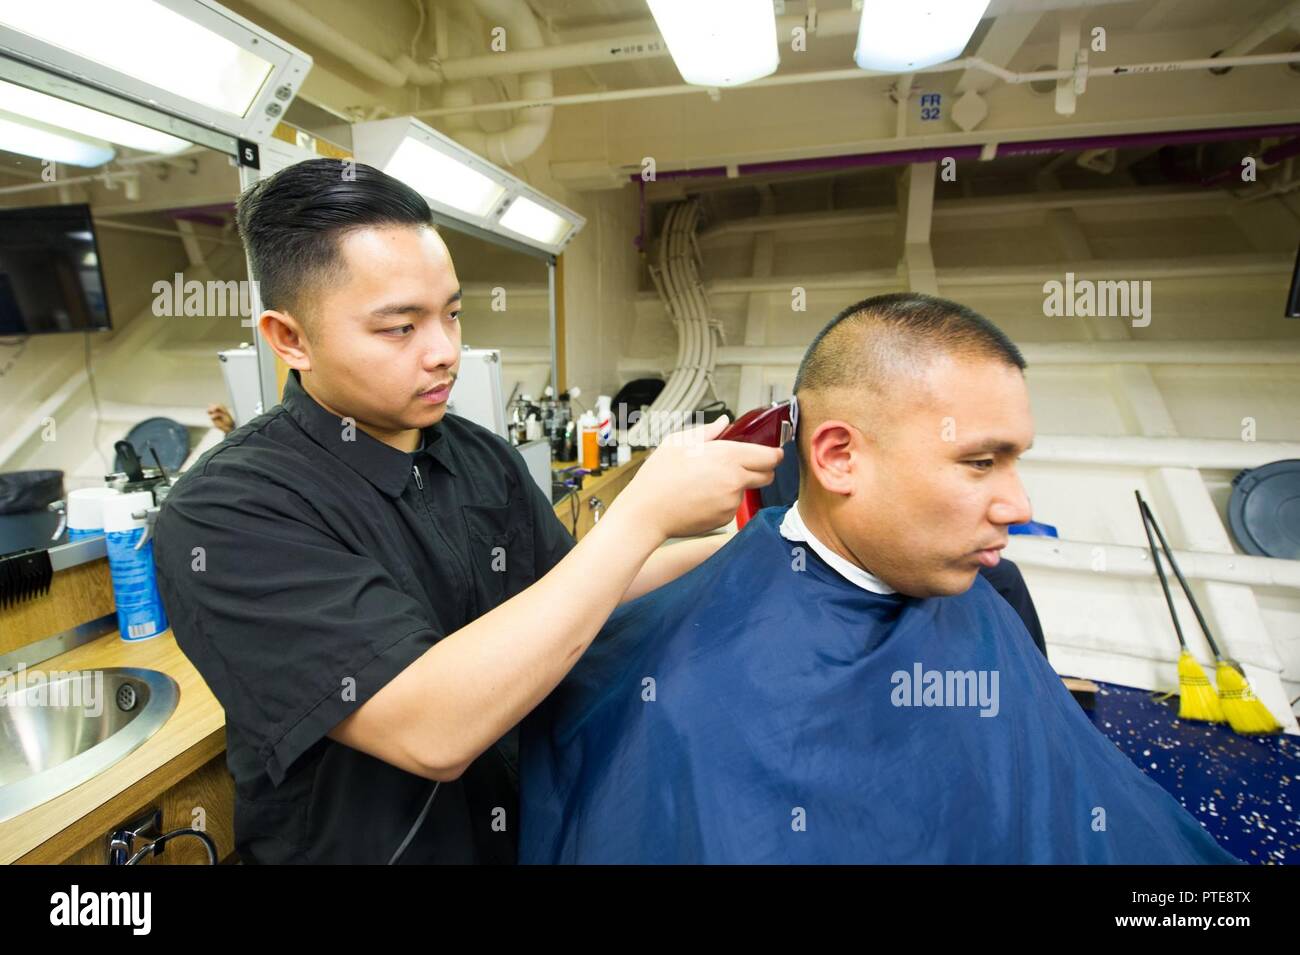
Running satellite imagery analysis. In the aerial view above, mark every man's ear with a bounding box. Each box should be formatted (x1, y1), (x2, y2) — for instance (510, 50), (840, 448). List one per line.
(807, 420), (866, 497)
(258, 310), (311, 371)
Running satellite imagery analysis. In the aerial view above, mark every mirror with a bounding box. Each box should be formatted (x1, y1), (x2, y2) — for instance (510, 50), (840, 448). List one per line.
(438, 228), (555, 411)
(0, 129), (245, 561)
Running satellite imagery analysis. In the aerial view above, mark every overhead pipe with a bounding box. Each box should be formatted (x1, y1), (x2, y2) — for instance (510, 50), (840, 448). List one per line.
(1209, 0), (1300, 73)
(651, 204), (708, 433)
(625, 121), (1300, 186)
(628, 121), (1300, 250)
(249, 1), (1194, 88)
(702, 254), (1284, 293)
(247, 0), (1295, 175)
(629, 201), (719, 447)
(700, 340), (1300, 368)
(0, 146), (208, 197)
(1198, 136), (1300, 187)
(243, 0), (422, 86)
(698, 189), (1228, 239)
(244, 0), (553, 164)
(441, 0), (554, 166)
(93, 219), (242, 247)
(434, 8), (862, 82)
(418, 51), (1300, 119)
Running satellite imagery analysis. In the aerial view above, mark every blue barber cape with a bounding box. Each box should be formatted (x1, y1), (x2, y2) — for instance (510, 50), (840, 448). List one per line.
(520, 506), (1240, 864)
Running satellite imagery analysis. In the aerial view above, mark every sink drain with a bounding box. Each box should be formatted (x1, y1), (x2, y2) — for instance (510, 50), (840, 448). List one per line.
(116, 683), (138, 712)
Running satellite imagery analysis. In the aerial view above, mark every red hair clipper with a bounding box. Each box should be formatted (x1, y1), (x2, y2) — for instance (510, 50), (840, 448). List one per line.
(718, 396), (797, 529)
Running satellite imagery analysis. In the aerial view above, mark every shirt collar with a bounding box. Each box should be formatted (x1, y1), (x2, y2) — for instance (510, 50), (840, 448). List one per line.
(280, 368), (458, 496)
(779, 500), (895, 594)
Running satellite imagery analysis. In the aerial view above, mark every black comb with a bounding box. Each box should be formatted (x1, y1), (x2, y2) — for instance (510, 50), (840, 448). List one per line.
(0, 548), (54, 610)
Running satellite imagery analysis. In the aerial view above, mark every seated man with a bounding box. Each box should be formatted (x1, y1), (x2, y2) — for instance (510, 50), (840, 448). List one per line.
(519, 292), (1238, 864)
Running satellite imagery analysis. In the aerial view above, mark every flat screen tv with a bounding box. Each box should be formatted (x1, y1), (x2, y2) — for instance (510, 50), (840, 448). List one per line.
(0, 203), (111, 335)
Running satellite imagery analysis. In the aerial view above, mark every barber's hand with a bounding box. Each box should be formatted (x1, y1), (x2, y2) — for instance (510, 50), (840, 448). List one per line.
(616, 416), (783, 541)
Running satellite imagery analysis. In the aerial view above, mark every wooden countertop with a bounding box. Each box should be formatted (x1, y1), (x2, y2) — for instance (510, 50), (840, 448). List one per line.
(551, 451), (649, 539)
(551, 451), (648, 505)
(0, 629), (224, 864)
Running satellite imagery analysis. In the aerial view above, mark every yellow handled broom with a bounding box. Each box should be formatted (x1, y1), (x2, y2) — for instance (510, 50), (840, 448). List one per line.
(1136, 491), (1280, 734)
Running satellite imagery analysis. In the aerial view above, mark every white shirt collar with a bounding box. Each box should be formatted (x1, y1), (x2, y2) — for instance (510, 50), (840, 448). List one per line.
(778, 500), (895, 595)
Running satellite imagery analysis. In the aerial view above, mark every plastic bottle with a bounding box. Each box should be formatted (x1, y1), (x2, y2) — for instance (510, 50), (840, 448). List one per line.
(579, 410), (600, 471)
(103, 491), (168, 641)
(66, 486), (119, 540)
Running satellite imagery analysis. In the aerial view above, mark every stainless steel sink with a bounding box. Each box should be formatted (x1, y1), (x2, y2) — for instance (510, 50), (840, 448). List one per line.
(0, 668), (179, 823)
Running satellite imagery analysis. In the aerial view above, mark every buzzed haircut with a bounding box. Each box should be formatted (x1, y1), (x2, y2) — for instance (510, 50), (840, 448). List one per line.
(792, 292), (1026, 465)
(795, 292), (1024, 395)
(235, 158), (434, 329)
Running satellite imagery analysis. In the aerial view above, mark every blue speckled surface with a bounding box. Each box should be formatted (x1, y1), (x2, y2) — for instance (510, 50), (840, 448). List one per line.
(1086, 681), (1299, 864)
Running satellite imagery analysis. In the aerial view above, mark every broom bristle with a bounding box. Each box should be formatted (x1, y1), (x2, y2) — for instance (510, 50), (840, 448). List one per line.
(1177, 651), (1225, 723)
(1215, 662), (1282, 735)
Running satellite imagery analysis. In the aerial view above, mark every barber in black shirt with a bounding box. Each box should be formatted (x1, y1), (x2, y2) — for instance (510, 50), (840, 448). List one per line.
(152, 159), (782, 864)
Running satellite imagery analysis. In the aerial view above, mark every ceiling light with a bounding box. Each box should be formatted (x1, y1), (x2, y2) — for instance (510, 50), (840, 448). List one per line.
(0, 111), (115, 166)
(854, 0), (991, 73)
(0, 0), (273, 116)
(648, 0), (779, 87)
(498, 196), (573, 248)
(0, 79), (190, 155)
(385, 135), (507, 220)
(353, 116), (585, 256)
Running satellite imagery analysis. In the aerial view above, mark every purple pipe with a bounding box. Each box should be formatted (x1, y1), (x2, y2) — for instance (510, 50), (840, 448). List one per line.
(650, 164), (730, 181)
(169, 210), (228, 228)
(628, 122), (1300, 184)
(741, 144), (985, 177)
(1261, 136), (1300, 164)
(1199, 136), (1300, 187)
(998, 123), (1300, 157)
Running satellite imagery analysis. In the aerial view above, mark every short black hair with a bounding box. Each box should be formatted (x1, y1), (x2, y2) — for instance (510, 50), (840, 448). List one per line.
(235, 158), (434, 324)
(793, 291), (1025, 397)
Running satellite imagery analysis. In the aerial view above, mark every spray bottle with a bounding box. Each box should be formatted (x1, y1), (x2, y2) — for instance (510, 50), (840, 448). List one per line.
(102, 491), (169, 641)
(595, 395), (613, 469)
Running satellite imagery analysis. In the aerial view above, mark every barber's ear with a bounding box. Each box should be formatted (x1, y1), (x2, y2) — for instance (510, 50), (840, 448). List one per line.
(808, 420), (864, 496)
(259, 310), (311, 371)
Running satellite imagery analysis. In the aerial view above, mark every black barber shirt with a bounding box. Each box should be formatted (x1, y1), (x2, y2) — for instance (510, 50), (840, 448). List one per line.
(153, 369), (576, 863)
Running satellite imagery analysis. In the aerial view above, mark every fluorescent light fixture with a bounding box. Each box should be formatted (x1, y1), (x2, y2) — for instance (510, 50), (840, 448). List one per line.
(648, 0), (779, 87)
(386, 136), (507, 219)
(0, 0), (272, 116)
(0, 79), (190, 155)
(498, 196), (573, 248)
(854, 0), (991, 73)
(0, 111), (114, 166)
(353, 116), (586, 256)
(0, 0), (311, 144)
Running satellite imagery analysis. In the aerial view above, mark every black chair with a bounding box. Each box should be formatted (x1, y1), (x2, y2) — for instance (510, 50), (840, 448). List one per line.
(759, 439), (1048, 657)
